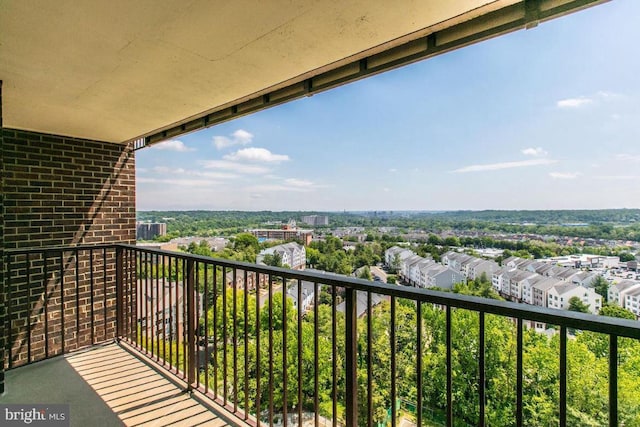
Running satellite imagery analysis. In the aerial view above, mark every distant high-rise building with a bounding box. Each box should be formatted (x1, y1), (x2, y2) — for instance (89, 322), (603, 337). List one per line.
(301, 215), (329, 226)
(136, 222), (167, 240)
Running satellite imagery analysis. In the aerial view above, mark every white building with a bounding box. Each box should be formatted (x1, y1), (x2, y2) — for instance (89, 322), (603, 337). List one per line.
(467, 259), (499, 281)
(287, 280), (315, 313)
(422, 265), (464, 290)
(530, 277), (563, 308)
(257, 242), (306, 270)
(385, 246), (415, 270)
(509, 271), (540, 301)
(492, 267), (516, 294)
(408, 259), (435, 286)
(623, 287), (640, 319)
(401, 254), (425, 282)
(608, 280), (640, 309)
(547, 283), (602, 314)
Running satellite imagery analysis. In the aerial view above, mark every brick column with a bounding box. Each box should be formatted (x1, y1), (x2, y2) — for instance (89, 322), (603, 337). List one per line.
(2, 128), (135, 369)
(1, 80), (5, 395)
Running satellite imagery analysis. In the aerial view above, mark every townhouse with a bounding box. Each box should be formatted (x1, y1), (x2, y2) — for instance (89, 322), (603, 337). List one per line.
(257, 242), (306, 270)
(547, 283), (602, 314)
(608, 280), (640, 309)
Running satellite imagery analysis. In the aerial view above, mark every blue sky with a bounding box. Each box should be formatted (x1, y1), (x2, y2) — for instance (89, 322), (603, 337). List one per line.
(137, 0), (640, 212)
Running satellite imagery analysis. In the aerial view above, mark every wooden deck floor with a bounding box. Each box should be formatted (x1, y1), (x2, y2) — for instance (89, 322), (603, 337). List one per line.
(2, 343), (248, 427)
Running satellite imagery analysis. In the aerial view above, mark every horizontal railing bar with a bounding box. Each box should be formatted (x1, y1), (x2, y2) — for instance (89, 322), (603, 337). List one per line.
(5, 244), (115, 255)
(8, 243), (640, 340)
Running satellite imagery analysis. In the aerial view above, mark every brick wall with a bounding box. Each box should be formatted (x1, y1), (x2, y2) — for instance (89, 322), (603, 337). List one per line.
(1, 129), (135, 370)
(1, 81), (5, 393)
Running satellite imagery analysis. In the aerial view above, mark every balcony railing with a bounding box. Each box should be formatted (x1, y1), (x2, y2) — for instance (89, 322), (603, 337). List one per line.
(5, 244), (640, 427)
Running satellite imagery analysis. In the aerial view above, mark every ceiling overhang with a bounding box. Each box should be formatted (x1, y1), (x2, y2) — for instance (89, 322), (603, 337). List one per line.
(0, 0), (607, 146)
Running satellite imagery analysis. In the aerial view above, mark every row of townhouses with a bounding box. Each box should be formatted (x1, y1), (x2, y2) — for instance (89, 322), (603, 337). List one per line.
(608, 280), (640, 319)
(385, 247), (616, 317)
(257, 242), (306, 270)
(385, 246), (465, 290)
(492, 256), (602, 314)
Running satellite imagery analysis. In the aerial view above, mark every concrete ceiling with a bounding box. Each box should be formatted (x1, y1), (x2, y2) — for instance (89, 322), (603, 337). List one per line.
(0, 0), (605, 144)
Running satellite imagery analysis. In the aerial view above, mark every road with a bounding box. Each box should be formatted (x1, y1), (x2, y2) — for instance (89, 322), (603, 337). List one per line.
(370, 265), (388, 282)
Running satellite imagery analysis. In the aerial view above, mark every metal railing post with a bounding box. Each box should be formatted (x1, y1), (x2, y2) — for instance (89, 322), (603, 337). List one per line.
(186, 258), (197, 391)
(345, 287), (358, 427)
(115, 246), (124, 339)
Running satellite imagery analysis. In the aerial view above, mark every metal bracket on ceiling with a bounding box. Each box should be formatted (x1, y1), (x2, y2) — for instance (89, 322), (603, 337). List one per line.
(303, 79), (313, 97)
(525, 0), (541, 29)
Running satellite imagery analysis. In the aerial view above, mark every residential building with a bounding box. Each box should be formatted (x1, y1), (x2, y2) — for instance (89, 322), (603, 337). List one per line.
(336, 291), (386, 318)
(569, 271), (598, 288)
(468, 259), (500, 281)
(287, 280), (316, 313)
(623, 288), (640, 320)
(547, 284), (602, 314)
(249, 225), (313, 246)
(257, 242), (306, 270)
(509, 271), (540, 301)
(442, 251), (474, 274)
(423, 265), (465, 290)
(400, 254), (425, 282)
(608, 280), (640, 309)
(530, 278), (564, 308)
(384, 246), (415, 270)
(412, 259), (436, 287)
(137, 281), (203, 340)
(492, 267), (517, 295)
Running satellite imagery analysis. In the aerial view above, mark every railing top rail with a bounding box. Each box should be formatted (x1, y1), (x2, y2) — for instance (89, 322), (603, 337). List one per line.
(4, 244), (116, 256)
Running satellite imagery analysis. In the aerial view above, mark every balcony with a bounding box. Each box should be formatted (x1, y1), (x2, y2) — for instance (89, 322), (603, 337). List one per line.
(3, 244), (640, 427)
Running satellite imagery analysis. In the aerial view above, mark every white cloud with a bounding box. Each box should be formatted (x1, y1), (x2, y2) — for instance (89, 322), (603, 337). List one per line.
(223, 147), (290, 163)
(596, 90), (622, 99)
(452, 158), (557, 173)
(191, 171), (239, 180)
(556, 91), (622, 109)
(245, 177), (325, 193)
(213, 129), (254, 149)
(137, 177), (215, 187)
(389, 168), (397, 173)
(151, 140), (194, 152)
(200, 159), (271, 175)
(615, 154), (640, 162)
(595, 175), (640, 181)
(557, 97), (593, 108)
(284, 178), (314, 188)
(146, 166), (238, 180)
(152, 166), (186, 174)
(246, 184), (314, 193)
(521, 147), (548, 157)
(549, 172), (581, 179)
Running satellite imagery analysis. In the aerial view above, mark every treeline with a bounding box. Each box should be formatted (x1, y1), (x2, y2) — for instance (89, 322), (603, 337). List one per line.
(137, 210), (640, 243)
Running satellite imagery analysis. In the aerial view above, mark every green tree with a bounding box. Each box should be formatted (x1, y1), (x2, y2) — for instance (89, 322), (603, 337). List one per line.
(262, 252), (283, 268)
(599, 303), (635, 320)
(568, 296), (590, 313)
(592, 275), (609, 302)
(619, 252), (636, 262)
(389, 253), (401, 274)
(357, 266), (373, 281)
(233, 233), (260, 252)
